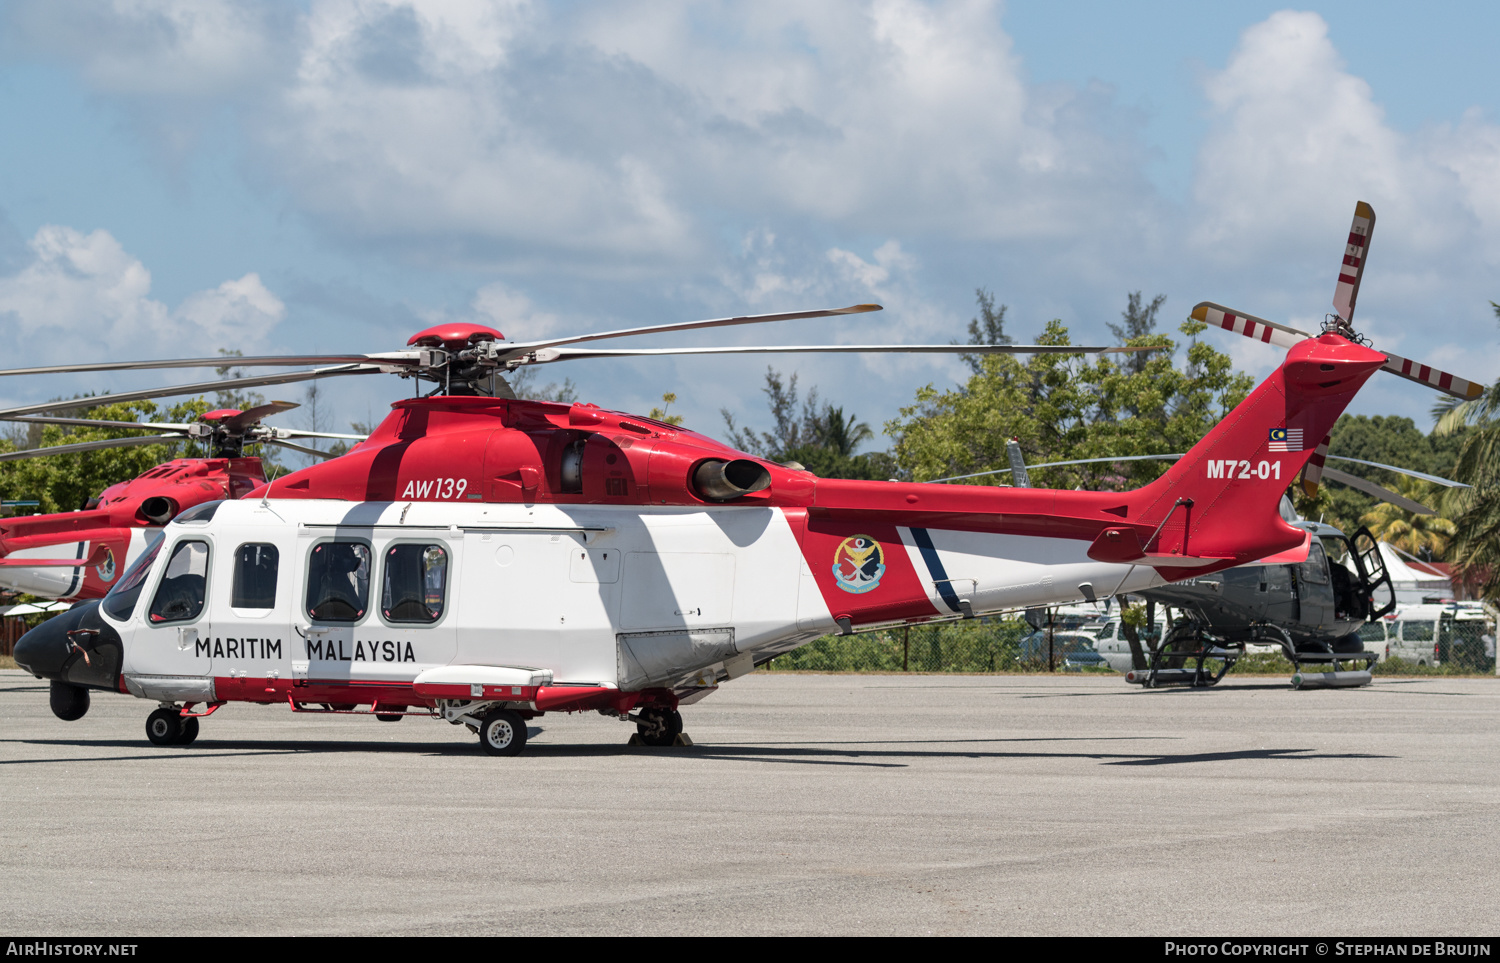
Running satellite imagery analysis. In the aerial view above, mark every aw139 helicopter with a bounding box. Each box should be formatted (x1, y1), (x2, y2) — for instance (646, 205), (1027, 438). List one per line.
(13, 204), (1478, 755)
(0, 403), (364, 601)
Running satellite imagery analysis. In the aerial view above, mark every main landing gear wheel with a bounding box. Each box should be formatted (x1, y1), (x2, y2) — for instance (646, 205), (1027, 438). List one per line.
(478, 708), (528, 757)
(177, 716), (200, 745)
(635, 707), (683, 747)
(146, 708), (183, 746)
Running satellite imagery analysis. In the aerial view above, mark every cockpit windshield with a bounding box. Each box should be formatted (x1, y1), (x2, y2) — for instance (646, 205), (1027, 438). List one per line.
(101, 532), (166, 622)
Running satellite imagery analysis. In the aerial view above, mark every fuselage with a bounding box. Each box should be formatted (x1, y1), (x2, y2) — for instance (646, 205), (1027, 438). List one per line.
(0, 456), (264, 600)
(51, 495), (1171, 710)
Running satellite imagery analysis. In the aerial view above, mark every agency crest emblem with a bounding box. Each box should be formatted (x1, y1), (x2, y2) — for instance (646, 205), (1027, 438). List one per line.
(832, 535), (886, 594)
(95, 546), (116, 583)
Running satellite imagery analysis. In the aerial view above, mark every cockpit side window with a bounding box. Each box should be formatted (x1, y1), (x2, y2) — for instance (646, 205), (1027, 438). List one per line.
(305, 541), (371, 623)
(232, 543), (280, 609)
(381, 543), (448, 624)
(148, 540), (210, 624)
(1299, 540), (1329, 584)
(101, 532), (165, 622)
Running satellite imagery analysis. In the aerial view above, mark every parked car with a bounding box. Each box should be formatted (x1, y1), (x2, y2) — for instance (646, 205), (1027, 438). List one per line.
(1383, 603), (1495, 670)
(1018, 630), (1106, 669)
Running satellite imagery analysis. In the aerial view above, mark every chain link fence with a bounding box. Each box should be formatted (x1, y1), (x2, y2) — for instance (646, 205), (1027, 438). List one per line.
(763, 618), (1096, 673)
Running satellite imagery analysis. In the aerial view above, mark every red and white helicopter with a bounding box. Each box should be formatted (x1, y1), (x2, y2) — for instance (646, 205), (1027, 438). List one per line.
(13, 207), (1481, 755)
(0, 402), (363, 601)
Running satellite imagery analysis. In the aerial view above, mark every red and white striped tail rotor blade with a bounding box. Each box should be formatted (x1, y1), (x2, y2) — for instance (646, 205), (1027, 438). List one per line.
(1380, 351), (1485, 400)
(1191, 302), (1313, 352)
(1299, 434), (1331, 497)
(1333, 201), (1376, 322)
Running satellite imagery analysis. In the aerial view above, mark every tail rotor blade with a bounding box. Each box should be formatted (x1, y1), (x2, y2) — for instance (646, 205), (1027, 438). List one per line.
(1299, 435), (1331, 497)
(1192, 303), (1313, 351)
(1379, 351), (1484, 400)
(1333, 201), (1376, 322)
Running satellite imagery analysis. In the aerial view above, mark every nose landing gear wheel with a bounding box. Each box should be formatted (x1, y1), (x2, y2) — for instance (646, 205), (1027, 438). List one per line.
(478, 708), (528, 756)
(145, 708), (183, 746)
(635, 707), (684, 747)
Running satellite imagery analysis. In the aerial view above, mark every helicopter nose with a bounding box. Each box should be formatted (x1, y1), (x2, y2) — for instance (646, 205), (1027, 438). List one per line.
(13, 616), (69, 679)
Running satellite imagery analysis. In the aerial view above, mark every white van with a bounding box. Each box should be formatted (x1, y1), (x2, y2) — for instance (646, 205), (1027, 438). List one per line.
(1383, 603), (1495, 669)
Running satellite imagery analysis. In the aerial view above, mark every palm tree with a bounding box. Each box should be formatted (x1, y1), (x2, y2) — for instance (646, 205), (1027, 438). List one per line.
(1432, 301), (1500, 590)
(1359, 478), (1457, 560)
(815, 406), (873, 457)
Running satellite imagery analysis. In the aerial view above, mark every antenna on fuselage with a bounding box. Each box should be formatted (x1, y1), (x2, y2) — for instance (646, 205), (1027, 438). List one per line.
(1007, 439), (1031, 488)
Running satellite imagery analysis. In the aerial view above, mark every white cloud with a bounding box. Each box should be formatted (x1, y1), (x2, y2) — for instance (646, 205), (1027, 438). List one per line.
(7, 0), (283, 97)
(0, 225), (285, 358)
(1193, 11), (1500, 276)
(7, 0), (1154, 269)
(470, 281), (562, 341)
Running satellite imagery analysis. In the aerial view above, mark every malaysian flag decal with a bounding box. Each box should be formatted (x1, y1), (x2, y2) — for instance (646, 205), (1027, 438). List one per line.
(1268, 428), (1304, 452)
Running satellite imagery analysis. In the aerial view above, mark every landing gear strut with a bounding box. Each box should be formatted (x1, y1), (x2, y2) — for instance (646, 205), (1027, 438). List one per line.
(145, 707), (199, 746)
(1129, 622), (1239, 688)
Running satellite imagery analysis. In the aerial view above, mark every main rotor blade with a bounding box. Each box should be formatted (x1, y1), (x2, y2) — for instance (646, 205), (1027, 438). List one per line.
(223, 400), (299, 431)
(1333, 201), (1376, 322)
(1192, 302), (1313, 351)
(272, 429), (368, 441)
(1321, 467), (1434, 516)
(930, 453), (1183, 484)
(497, 304), (883, 359)
(0, 434), (185, 462)
(1326, 455), (1470, 489)
(0, 415), (194, 433)
(515, 343), (1160, 365)
(266, 438), (342, 459)
(0, 365), (380, 418)
(0, 354), (410, 378)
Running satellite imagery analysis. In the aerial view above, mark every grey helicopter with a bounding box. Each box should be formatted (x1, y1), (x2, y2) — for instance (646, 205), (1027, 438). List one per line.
(936, 201), (1479, 690)
(948, 440), (1458, 689)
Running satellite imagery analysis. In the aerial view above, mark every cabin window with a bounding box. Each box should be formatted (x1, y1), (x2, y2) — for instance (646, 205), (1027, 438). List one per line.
(305, 541), (371, 623)
(148, 540), (210, 624)
(1400, 620), (1435, 642)
(1298, 541), (1329, 584)
(381, 543), (448, 624)
(101, 532), (165, 622)
(232, 543), (280, 609)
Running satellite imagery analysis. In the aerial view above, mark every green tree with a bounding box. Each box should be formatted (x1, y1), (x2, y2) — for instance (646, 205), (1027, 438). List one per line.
(509, 366), (578, 403)
(0, 398), (210, 513)
(887, 306), (1251, 490)
(1432, 301), (1500, 594)
(1108, 291), (1166, 377)
(961, 288), (1011, 373)
(648, 392), (684, 426)
(722, 369), (896, 479)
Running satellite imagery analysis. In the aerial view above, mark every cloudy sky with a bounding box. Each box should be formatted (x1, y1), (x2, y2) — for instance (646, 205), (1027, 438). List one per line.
(2, 0), (1497, 450)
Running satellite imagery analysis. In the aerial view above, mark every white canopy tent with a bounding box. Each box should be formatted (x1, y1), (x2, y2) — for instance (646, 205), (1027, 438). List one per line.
(1377, 541), (1452, 605)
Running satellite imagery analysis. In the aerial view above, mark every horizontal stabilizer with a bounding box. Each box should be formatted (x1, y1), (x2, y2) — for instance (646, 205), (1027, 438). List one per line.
(0, 544), (109, 569)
